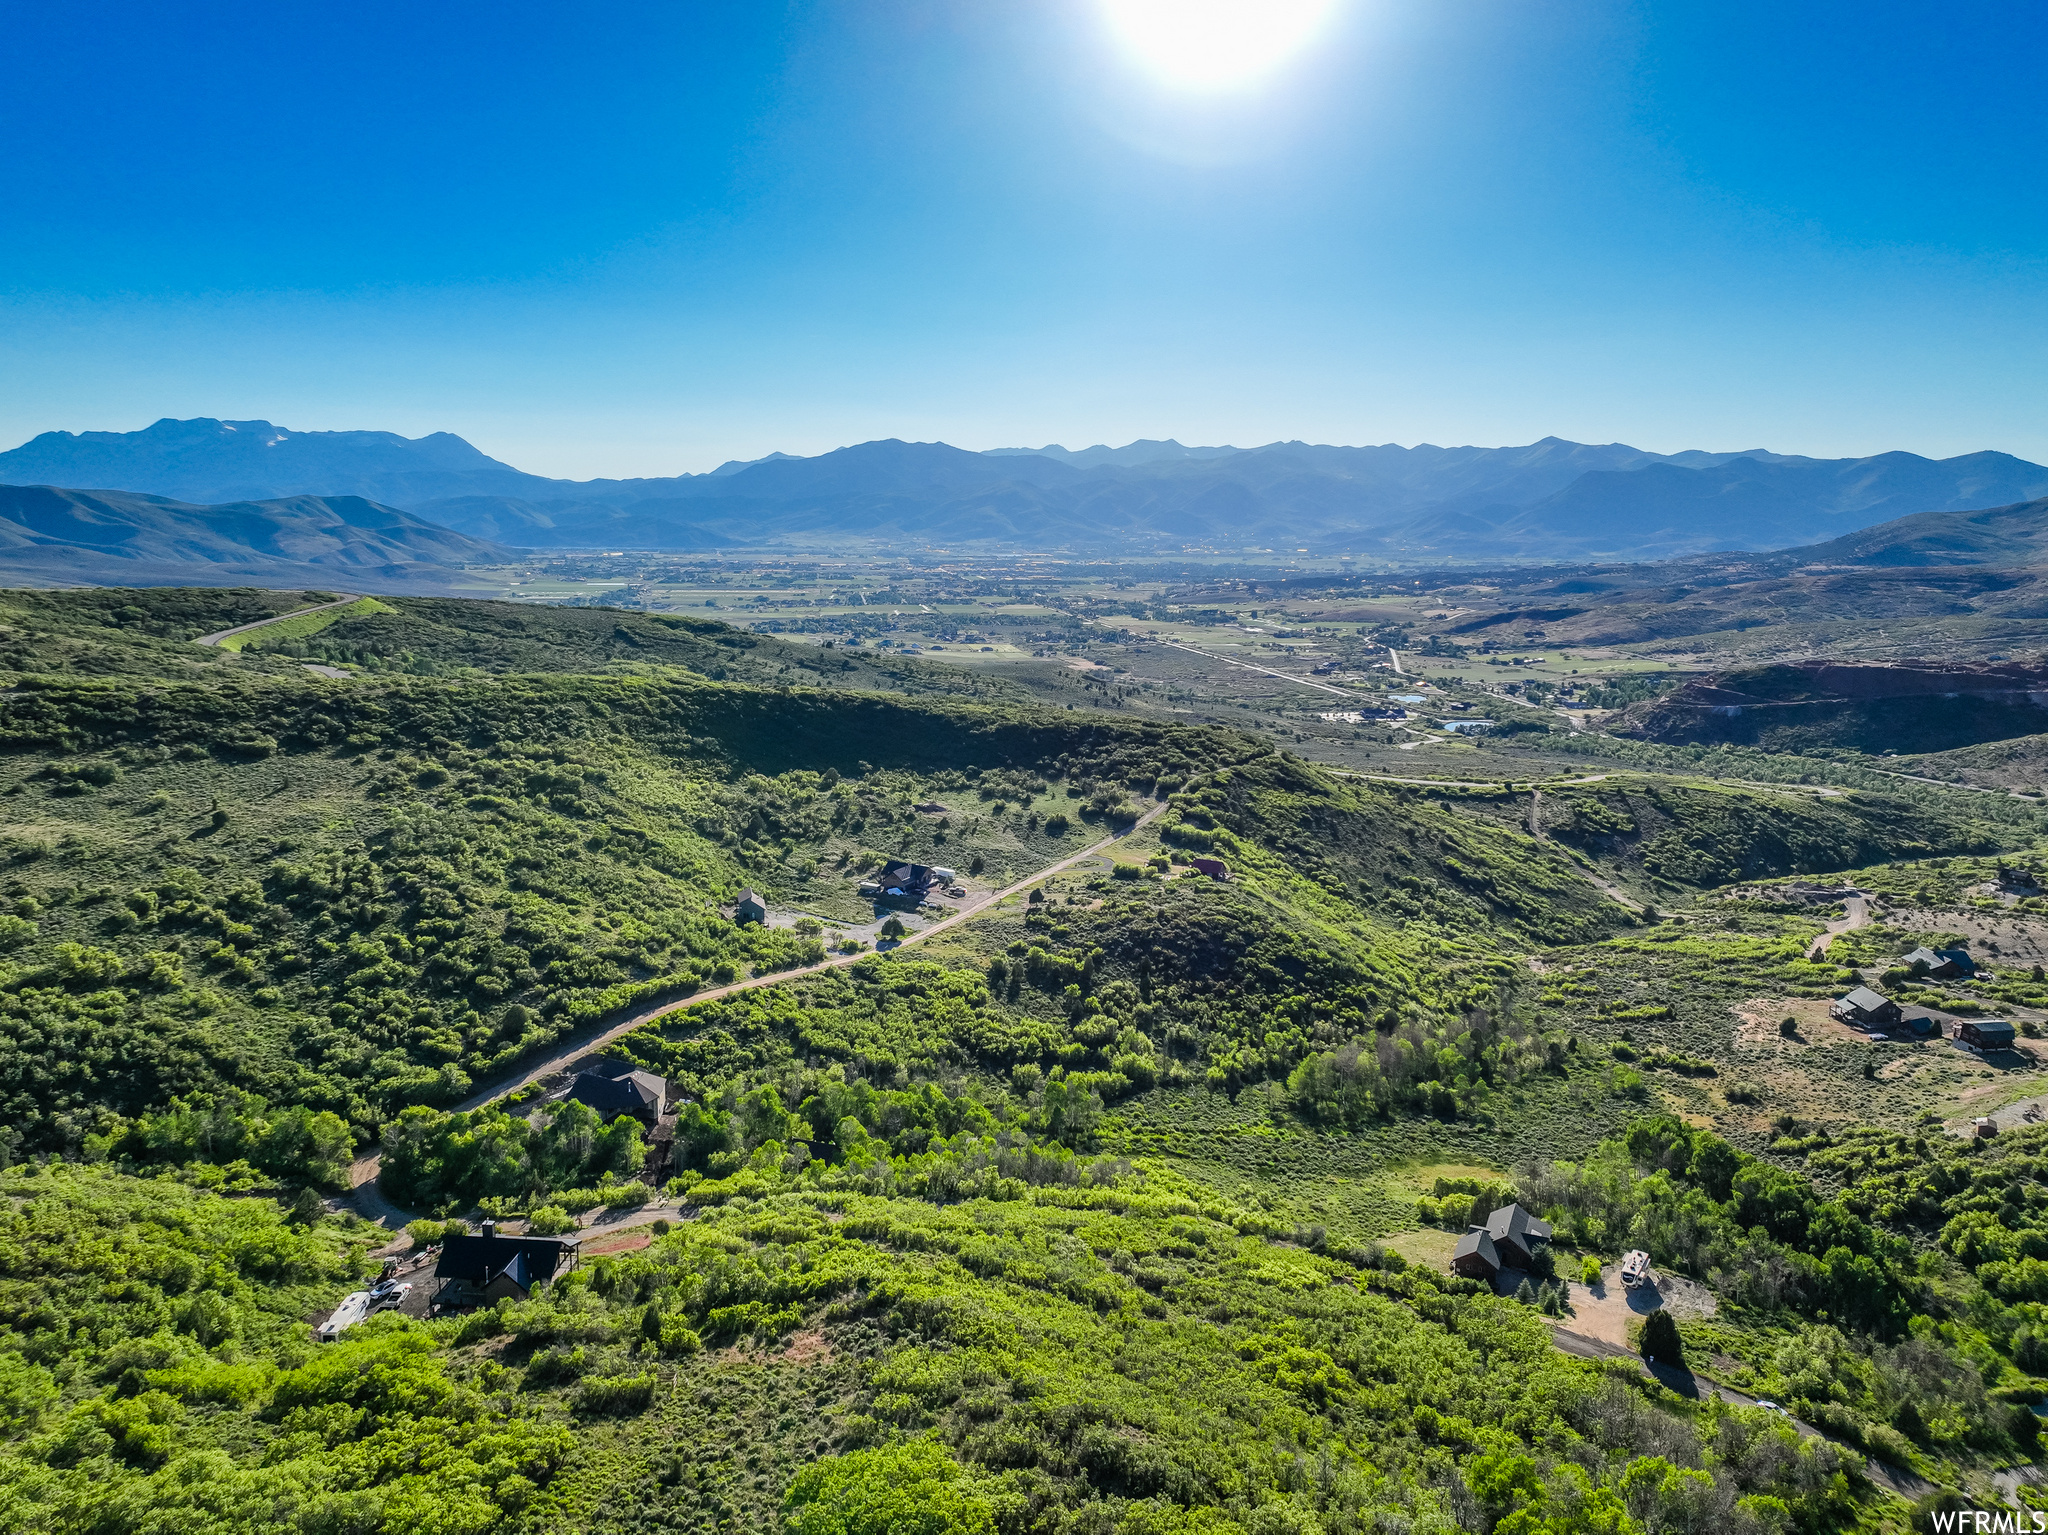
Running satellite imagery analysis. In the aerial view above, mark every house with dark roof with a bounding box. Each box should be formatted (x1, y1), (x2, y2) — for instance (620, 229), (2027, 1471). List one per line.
(1904, 946), (1973, 980)
(874, 861), (936, 906)
(1831, 986), (1902, 1029)
(1450, 1227), (1501, 1280)
(1482, 1203), (1553, 1269)
(735, 890), (767, 924)
(567, 1067), (668, 1124)
(1448, 1203), (1553, 1281)
(1959, 1018), (2017, 1052)
(434, 1224), (580, 1306)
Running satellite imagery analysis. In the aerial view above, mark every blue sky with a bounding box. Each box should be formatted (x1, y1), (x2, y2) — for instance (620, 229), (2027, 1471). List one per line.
(2, 0), (2043, 476)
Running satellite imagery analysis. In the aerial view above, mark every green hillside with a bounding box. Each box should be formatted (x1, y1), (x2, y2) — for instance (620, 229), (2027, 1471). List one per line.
(2, 587), (2043, 1533)
(1780, 494), (2048, 568)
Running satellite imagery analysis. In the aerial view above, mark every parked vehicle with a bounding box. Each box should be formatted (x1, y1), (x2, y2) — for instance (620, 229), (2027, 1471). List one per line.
(368, 1281), (412, 1312)
(1620, 1250), (1652, 1289)
(315, 1290), (373, 1342)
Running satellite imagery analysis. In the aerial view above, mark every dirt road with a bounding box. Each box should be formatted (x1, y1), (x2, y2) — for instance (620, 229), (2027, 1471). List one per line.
(195, 593), (362, 648)
(450, 799), (1166, 1113)
(1806, 892), (1870, 960)
(1544, 1323), (1931, 1497)
(343, 801), (1170, 1223)
(1159, 640), (1363, 699)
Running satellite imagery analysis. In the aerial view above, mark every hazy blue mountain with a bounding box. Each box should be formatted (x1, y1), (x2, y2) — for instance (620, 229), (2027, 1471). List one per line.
(0, 483), (510, 588)
(707, 451), (799, 476)
(1382, 450), (2048, 561)
(983, 439), (1243, 468)
(7, 417), (2045, 561)
(0, 417), (556, 507)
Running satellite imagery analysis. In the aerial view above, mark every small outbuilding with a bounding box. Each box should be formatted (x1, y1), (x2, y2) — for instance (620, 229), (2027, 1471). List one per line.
(1899, 1008), (1944, 1037)
(735, 890), (768, 924)
(1191, 857), (1228, 880)
(1831, 986), (1902, 1029)
(1958, 1018), (2017, 1052)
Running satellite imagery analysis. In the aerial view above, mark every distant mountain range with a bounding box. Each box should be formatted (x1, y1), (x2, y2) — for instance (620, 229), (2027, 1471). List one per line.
(0, 484), (507, 588)
(4, 416), (2048, 563)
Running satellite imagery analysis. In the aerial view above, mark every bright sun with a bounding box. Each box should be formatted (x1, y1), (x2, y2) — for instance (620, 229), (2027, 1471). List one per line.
(1099, 0), (1341, 91)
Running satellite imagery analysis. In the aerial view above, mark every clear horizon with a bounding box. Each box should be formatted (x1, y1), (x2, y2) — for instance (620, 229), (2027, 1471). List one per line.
(16, 418), (2045, 486)
(4, 1), (2043, 478)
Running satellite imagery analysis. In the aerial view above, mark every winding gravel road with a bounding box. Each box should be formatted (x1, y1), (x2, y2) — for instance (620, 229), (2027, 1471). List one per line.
(347, 800), (1169, 1220)
(196, 593), (362, 649)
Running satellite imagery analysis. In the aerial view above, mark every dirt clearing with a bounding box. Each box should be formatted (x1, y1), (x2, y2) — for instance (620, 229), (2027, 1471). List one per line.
(1561, 1264), (1717, 1350)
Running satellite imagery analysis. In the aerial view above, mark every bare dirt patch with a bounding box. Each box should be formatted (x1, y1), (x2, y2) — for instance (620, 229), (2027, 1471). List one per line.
(1732, 997), (1848, 1047)
(779, 1326), (835, 1366)
(580, 1229), (653, 1257)
(1562, 1264), (1717, 1350)
(1880, 907), (2048, 975)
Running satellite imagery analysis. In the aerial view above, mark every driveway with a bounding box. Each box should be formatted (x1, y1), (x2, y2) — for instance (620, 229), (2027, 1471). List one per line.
(1544, 1321), (1934, 1499)
(1562, 1263), (1717, 1350)
(1807, 892), (1870, 960)
(451, 798), (1165, 1112)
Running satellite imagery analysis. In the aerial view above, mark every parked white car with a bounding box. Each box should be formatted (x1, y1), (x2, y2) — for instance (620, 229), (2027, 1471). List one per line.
(368, 1281), (412, 1312)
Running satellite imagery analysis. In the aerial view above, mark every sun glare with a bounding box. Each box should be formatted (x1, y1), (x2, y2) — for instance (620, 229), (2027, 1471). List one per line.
(1099, 0), (1340, 91)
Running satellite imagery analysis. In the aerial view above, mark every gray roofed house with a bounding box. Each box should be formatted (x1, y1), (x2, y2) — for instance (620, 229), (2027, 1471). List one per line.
(1903, 946), (1974, 980)
(566, 1068), (668, 1124)
(434, 1226), (580, 1306)
(1451, 1227), (1500, 1280)
(735, 889), (767, 924)
(1831, 986), (1902, 1028)
(1482, 1203), (1553, 1269)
